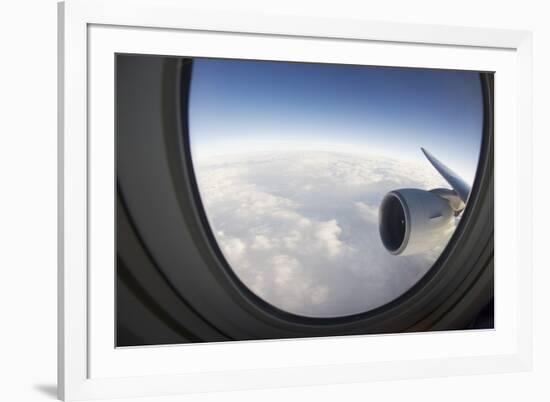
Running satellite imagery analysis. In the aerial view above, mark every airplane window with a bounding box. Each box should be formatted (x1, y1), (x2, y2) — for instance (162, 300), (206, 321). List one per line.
(188, 59), (483, 318)
(116, 54), (493, 346)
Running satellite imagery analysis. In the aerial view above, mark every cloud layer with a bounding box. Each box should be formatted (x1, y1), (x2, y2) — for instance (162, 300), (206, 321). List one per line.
(195, 151), (454, 317)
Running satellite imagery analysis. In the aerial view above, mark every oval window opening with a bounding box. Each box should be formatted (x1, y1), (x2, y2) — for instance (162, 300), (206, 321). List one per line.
(188, 58), (484, 318)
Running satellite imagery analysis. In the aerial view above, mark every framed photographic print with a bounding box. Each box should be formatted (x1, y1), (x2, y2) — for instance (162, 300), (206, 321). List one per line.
(58, 0), (533, 400)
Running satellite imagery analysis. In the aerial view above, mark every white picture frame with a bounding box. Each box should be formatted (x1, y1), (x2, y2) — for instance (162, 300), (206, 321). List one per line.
(58, 0), (533, 400)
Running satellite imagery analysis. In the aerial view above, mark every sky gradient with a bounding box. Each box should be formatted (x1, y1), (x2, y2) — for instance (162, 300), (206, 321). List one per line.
(188, 58), (484, 183)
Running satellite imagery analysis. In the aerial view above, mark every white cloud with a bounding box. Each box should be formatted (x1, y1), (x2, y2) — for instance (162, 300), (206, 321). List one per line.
(219, 236), (246, 261)
(355, 201), (379, 223)
(314, 219), (344, 257)
(195, 150), (453, 317)
(251, 235), (273, 251)
(271, 255), (300, 286)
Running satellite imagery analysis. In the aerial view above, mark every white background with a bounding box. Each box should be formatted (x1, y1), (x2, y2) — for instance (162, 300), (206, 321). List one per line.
(0, 0), (546, 401)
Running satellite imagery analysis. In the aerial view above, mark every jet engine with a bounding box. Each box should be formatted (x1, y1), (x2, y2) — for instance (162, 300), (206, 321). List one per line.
(379, 188), (458, 256)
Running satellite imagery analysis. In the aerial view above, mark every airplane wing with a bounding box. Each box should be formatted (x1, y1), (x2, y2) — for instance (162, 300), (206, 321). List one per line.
(421, 147), (471, 203)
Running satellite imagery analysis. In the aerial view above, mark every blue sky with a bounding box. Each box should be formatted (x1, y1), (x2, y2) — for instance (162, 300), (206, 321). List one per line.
(188, 58), (484, 183)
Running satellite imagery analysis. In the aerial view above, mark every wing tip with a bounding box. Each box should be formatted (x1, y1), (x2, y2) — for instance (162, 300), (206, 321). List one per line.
(420, 147), (433, 162)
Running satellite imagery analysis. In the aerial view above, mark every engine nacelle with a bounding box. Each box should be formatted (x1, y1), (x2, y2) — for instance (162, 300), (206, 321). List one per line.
(379, 188), (455, 256)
